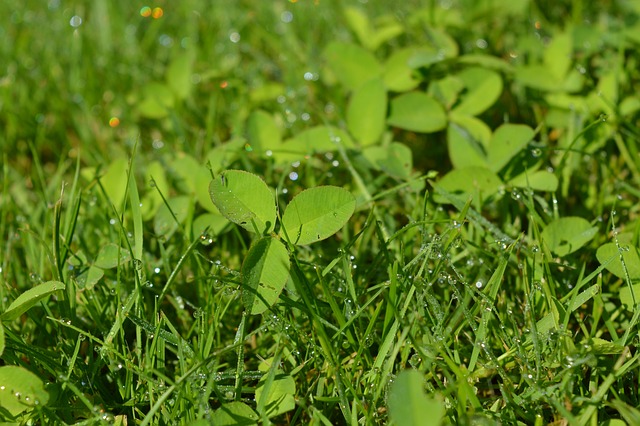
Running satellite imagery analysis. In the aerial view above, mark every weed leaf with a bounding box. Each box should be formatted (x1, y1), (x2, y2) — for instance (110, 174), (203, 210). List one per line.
(211, 401), (259, 425)
(0, 366), (49, 417)
(94, 243), (131, 269)
(388, 369), (444, 426)
(323, 42), (382, 91)
(347, 78), (387, 146)
(487, 124), (534, 172)
(210, 170), (276, 235)
(387, 92), (447, 133)
(280, 186), (356, 245)
(452, 67), (503, 116)
(1, 281), (66, 322)
(542, 217), (598, 256)
(255, 372), (296, 418)
(242, 237), (290, 315)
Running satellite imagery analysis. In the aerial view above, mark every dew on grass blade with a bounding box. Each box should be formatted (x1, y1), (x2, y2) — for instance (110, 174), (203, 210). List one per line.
(69, 15), (82, 28)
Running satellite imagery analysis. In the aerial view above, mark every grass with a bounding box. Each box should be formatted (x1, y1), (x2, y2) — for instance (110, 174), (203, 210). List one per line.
(2, 0), (640, 424)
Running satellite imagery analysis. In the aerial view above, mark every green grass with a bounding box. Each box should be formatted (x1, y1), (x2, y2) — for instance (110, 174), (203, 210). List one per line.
(2, 0), (640, 424)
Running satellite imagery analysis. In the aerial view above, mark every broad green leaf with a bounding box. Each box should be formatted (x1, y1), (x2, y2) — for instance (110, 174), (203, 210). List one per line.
(387, 92), (447, 133)
(242, 237), (290, 314)
(509, 170), (558, 192)
(515, 65), (563, 92)
(407, 29), (458, 67)
(620, 284), (640, 311)
(0, 366), (49, 417)
(171, 153), (202, 194)
(434, 167), (502, 204)
(280, 186), (356, 245)
(247, 110), (282, 153)
(205, 138), (246, 175)
(458, 54), (513, 72)
(209, 170), (276, 235)
(542, 217), (598, 257)
(211, 402), (259, 426)
(275, 126), (354, 163)
(153, 196), (192, 239)
(429, 75), (464, 110)
(343, 7), (371, 48)
(137, 82), (174, 119)
(75, 265), (104, 290)
(192, 212), (229, 239)
(166, 49), (195, 100)
(347, 78), (387, 146)
(99, 158), (128, 211)
(487, 124), (535, 172)
(452, 67), (503, 116)
(255, 372), (296, 418)
(95, 243), (131, 269)
(140, 161), (170, 220)
(1, 281), (65, 321)
(323, 42), (382, 91)
(447, 116), (491, 169)
(596, 234), (640, 281)
(0, 325), (4, 356)
(388, 370), (444, 426)
(370, 20), (403, 50)
(383, 48), (421, 92)
(249, 82), (286, 104)
(363, 142), (413, 179)
(544, 32), (572, 81)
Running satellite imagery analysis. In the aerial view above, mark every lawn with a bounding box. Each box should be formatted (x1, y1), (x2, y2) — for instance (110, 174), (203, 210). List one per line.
(2, 0), (640, 424)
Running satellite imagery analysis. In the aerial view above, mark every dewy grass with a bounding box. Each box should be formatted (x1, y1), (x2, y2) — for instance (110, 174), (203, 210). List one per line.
(3, 0), (640, 424)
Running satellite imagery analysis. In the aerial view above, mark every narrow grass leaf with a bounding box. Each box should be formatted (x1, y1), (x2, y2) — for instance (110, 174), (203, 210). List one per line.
(210, 170), (276, 235)
(388, 370), (444, 426)
(280, 186), (355, 245)
(1, 281), (65, 321)
(211, 401), (259, 425)
(242, 237), (290, 314)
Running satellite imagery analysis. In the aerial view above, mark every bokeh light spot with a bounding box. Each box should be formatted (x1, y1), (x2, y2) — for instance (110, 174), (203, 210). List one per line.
(108, 117), (120, 128)
(152, 7), (163, 19)
(140, 6), (152, 17)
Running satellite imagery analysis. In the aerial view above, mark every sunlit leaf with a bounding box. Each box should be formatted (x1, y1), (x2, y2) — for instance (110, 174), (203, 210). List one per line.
(94, 243), (131, 269)
(487, 124), (535, 172)
(0, 366), (49, 417)
(211, 402), (259, 426)
(387, 92), (447, 133)
(542, 217), (598, 256)
(452, 67), (503, 116)
(388, 370), (444, 426)
(1, 281), (65, 321)
(255, 372), (296, 418)
(347, 78), (387, 146)
(323, 42), (382, 91)
(242, 237), (290, 315)
(209, 170), (276, 235)
(280, 186), (356, 245)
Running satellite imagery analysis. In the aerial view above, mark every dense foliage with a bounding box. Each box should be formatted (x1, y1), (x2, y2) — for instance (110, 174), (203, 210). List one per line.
(2, 0), (640, 424)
